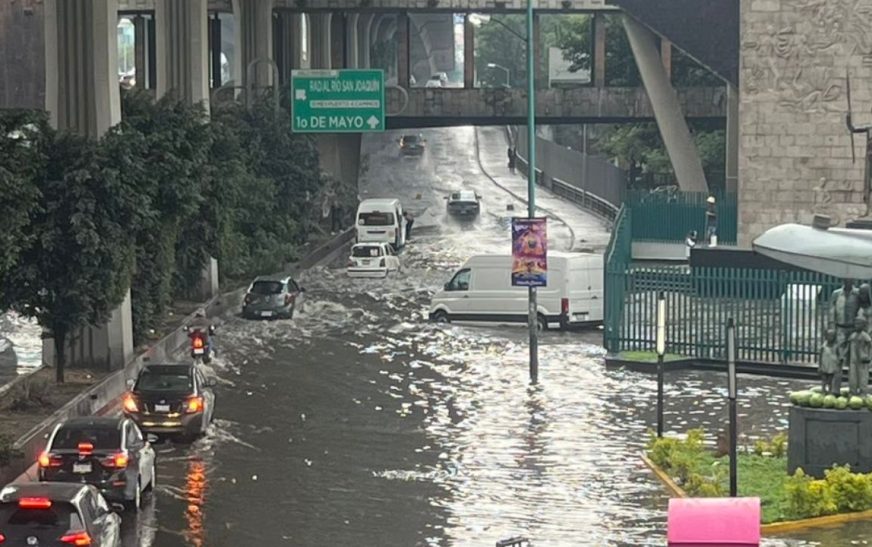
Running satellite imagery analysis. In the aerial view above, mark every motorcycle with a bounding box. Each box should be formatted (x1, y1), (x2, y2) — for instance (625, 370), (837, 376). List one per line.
(185, 325), (216, 364)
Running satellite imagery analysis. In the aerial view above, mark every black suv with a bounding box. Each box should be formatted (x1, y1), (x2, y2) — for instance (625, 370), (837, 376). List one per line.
(399, 134), (425, 156)
(38, 417), (157, 511)
(123, 363), (216, 441)
(0, 482), (121, 546)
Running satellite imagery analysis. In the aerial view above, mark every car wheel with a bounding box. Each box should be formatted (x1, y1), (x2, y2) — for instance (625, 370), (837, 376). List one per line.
(537, 314), (547, 332)
(432, 310), (449, 324)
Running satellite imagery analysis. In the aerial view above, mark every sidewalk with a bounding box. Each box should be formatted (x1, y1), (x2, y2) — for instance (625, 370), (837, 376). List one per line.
(475, 126), (612, 253)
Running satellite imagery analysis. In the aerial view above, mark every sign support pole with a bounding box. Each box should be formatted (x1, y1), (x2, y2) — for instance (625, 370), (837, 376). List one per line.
(526, 0), (538, 385)
(655, 292), (666, 437)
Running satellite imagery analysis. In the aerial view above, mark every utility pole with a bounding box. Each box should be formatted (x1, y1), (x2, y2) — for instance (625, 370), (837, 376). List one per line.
(526, 0), (538, 384)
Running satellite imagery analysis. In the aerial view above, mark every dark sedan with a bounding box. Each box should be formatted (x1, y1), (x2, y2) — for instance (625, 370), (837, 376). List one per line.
(399, 134), (426, 156)
(0, 482), (121, 546)
(38, 417), (156, 511)
(123, 363), (216, 441)
(446, 190), (481, 218)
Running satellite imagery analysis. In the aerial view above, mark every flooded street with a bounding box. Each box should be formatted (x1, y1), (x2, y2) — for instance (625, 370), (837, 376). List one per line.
(116, 127), (862, 545)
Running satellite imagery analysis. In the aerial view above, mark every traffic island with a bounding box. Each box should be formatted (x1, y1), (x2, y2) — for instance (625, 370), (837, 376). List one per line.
(643, 428), (872, 533)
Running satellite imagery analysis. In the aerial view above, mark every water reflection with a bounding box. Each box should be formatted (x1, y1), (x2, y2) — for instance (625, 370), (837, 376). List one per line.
(183, 455), (208, 546)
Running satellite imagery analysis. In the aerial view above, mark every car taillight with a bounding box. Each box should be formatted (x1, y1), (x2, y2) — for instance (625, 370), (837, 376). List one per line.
(0, 532), (5, 543)
(186, 396), (204, 413)
(561, 297), (569, 316)
(38, 451), (61, 468)
(192, 336), (204, 349)
(60, 531), (92, 545)
(77, 442), (93, 456)
(102, 452), (128, 469)
(19, 498), (52, 509)
(122, 393), (138, 413)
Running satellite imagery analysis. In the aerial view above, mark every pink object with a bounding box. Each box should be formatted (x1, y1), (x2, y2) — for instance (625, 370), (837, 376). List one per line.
(667, 497), (760, 546)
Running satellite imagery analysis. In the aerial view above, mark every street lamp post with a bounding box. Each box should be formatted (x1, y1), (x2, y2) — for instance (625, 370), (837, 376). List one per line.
(655, 292), (666, 437)
(471, 7), (538, 383)
(525, 0), (538, 384)
(726, 317), (738, 497)
(486, 62), (511, 88)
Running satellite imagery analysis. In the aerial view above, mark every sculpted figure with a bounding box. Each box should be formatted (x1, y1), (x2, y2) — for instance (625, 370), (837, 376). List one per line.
(830, 279), (860, 383)
(819, 328), (840, 394)
(850, 317), (872, 396)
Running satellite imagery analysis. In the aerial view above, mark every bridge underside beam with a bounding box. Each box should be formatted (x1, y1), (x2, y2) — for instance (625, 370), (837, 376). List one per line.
(384, 86), (725, 127)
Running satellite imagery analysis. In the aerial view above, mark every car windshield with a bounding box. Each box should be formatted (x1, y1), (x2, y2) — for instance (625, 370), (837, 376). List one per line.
(359, 212), (395, 226)
(250, 281), (284, 295)
(0, 502), (80, 540)
(402, 135), (419, 144)
(352, 246), (383, 258)
(135, 370), (193, 392)
(51, 426), (121, 450)
(451, 191), (476, 202)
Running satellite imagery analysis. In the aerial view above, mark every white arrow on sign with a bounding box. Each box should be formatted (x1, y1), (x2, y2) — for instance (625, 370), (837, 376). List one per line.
(367, 116), (380, 129)
(295, 89), (307, 100)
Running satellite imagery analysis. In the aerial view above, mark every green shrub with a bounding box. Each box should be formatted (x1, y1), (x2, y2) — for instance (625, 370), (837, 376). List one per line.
(824, 465), (872, 513)
(786, 468), (839, 518)
(771, 433), (787, 458)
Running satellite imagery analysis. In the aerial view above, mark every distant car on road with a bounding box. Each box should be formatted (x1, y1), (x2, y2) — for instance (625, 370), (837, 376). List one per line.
(0, 482), (122, 546)
(123, 363), (216, 442)
(347, 242), (401, 278)
(425, 75), (444, 88)
(242, 275), (305, 319)
(446, 190), (481, 218)
(399, 134), (426, 156)
(38, 416), (156, 511)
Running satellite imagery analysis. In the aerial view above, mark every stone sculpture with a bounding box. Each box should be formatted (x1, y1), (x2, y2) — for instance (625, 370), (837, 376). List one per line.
(831, 280), (860, 380)
(819, 328), (840, 394)
(849, 316), (872, 395)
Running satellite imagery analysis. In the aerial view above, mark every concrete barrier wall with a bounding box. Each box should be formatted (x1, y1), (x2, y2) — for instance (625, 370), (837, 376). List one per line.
(0, 228), (355, 486)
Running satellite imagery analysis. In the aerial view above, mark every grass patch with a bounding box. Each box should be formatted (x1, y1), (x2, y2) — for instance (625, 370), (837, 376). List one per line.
(619, 350), (686, 363)
(647, 430), (833, 524)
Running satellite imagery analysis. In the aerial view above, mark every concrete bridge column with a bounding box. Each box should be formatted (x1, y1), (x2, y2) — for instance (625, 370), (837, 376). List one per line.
(346, 14), (359, 68)
(726, 83), (738, 194)
(274, 11), (301, 84)
(593, 13), (606, 88)
(622, 14), (707, 192)
(397, 13), (410, 88)
(155, 0), (210, 105)
(464, 15), (475, 88)
(660, 38), (672, 78)
(133, 15), (148, 89)
(311, 13), (332, 69)
(233, 0), (275, 88)
(358, 14), (375, 68)
(43, 0), (133, 371)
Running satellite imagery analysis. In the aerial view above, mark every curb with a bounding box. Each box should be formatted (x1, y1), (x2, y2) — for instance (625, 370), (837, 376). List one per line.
(0, 229), (354, 486)
(640, 452), (872, 534)
(605, 355), (820, 381)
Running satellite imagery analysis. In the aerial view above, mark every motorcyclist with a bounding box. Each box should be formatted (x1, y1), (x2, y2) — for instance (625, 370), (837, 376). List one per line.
(185, 309), (216, 361)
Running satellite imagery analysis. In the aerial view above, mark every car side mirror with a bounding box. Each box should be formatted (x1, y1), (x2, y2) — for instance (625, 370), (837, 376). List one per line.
(443, 196), (448, 200)
(146, 433), (159, 444)
(110, 503), (126, 513)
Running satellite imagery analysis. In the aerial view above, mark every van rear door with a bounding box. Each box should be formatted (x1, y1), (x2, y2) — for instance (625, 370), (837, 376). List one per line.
(566, 256), (603, 324)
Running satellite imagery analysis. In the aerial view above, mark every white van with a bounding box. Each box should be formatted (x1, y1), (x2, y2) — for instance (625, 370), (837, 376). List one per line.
(428, 252), (603, 330)
(356, 199), (405, 249)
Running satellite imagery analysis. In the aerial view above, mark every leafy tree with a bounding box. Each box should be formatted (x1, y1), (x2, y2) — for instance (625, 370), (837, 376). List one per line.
(0, 130), (138, 383)
(553, 13), (640, 86)
(0, 111), (47, 286)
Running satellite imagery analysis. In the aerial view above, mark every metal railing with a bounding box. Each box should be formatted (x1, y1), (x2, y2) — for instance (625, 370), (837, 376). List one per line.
(604, 205), (632, 352)
(606, 263), (842, 364)
(551, 177), (619, 222)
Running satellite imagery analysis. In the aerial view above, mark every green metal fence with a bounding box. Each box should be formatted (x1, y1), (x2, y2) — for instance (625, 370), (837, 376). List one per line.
(605, 263), (842, 364)
(624, 189), (738, 245)
(604, 205), (632, 352)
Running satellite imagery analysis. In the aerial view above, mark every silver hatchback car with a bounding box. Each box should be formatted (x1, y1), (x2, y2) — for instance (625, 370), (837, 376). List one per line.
(242, 275), (305, 319)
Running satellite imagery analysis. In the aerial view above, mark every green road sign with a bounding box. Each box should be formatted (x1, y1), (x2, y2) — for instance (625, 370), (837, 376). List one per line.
(291, 69), (385, 133)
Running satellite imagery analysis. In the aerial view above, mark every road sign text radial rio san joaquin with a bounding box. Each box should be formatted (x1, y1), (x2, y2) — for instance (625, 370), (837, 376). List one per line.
(291, 69), (385, 133)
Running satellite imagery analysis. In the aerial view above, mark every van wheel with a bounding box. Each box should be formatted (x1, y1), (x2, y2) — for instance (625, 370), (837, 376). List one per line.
(432, 311), (449, 324)
(537, 314), (547, 332)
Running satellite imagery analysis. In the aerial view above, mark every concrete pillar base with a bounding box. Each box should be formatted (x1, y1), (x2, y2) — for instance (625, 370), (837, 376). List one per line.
(317, 134), (362, 190)
(198, 257), (220, 301)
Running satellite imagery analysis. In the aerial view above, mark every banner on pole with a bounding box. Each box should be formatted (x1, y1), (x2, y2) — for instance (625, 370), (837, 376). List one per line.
(511, 217), (547, 287)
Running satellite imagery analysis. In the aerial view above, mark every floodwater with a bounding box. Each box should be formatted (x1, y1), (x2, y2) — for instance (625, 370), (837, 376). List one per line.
(43, 127), (868, 545)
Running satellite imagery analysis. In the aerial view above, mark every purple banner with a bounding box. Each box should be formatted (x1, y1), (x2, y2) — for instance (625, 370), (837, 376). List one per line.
(511, 217), (547, 287)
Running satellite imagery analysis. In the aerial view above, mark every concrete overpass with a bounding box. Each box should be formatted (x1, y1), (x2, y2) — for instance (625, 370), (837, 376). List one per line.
(0, 0), (724, 370)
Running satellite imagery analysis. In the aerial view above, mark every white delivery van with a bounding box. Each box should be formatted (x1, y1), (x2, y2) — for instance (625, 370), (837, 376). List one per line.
(356, 199), (406, 249)
(428, 252), (603, 330)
